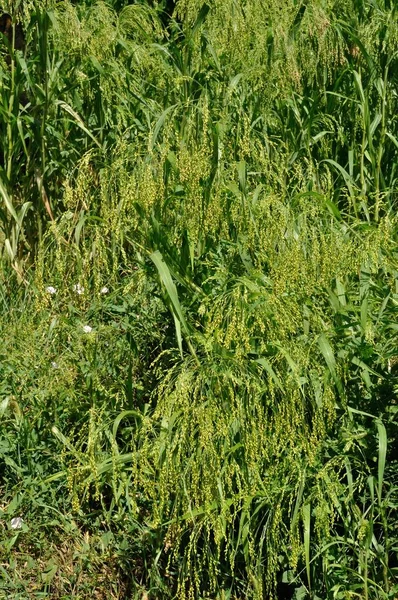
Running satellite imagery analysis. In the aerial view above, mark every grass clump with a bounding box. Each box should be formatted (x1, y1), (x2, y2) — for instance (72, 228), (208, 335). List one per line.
(1, 0), (398, 598)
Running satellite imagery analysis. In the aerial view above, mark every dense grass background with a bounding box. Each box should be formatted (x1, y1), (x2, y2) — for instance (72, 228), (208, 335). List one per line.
(0, 0), (397, 598)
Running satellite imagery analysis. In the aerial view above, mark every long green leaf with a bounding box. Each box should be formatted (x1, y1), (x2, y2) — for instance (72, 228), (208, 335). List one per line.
(318, 333), (344, 397)
(256, 358), (283, 391)
(150, 249), (188, 333)
(303, 503), (311, 591)
(0, 179), (18, 222)
(150, 250), (197, 360)
(150, 104), (177, 150)
(376, 420), (387, 502)
(57, 101), (101, 147)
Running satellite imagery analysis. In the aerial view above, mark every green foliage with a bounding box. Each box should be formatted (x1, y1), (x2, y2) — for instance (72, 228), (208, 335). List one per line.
(0, 0), (397, 598)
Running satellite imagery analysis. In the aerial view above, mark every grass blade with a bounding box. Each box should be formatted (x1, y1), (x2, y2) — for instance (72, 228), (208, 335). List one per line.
(150, 249), (197, 360)
(303, 503), (311, 592)
(376, 420), (387, 503)
(318, 333), (344, 397)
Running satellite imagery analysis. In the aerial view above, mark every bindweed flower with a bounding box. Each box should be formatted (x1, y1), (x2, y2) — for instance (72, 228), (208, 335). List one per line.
(46, 286), (57, 295)
(100, 286), (109, 295)
(82, 325), (93, 334)
(73, 283), (84, 295)
(10, 517), (24, 530)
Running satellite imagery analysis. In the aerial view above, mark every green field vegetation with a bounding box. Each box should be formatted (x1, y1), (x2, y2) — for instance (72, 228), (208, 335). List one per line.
(0, 0), (397, 598)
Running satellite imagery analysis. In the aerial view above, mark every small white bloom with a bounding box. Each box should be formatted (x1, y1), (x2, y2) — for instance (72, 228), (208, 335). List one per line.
(46, 286), (57, 295)
(100, 286), (109, 295)
(83, 325), (93, 334)
(51, 361), (58, 369)
(10, 517), (24, 530)
(73, 283), (84, 295)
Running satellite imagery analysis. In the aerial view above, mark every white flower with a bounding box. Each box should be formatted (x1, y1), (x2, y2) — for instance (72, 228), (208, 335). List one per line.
(100, 286), (109, 295)
(51, 361), (58, 369)
(73, 283), (84, 295)
(46, 286), (57, 295)
(82, 325), (93, 334)
(10, 517), (24, 530)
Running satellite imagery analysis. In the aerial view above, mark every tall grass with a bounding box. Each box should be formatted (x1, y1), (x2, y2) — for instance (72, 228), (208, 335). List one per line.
(0, 0), (397, 598)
